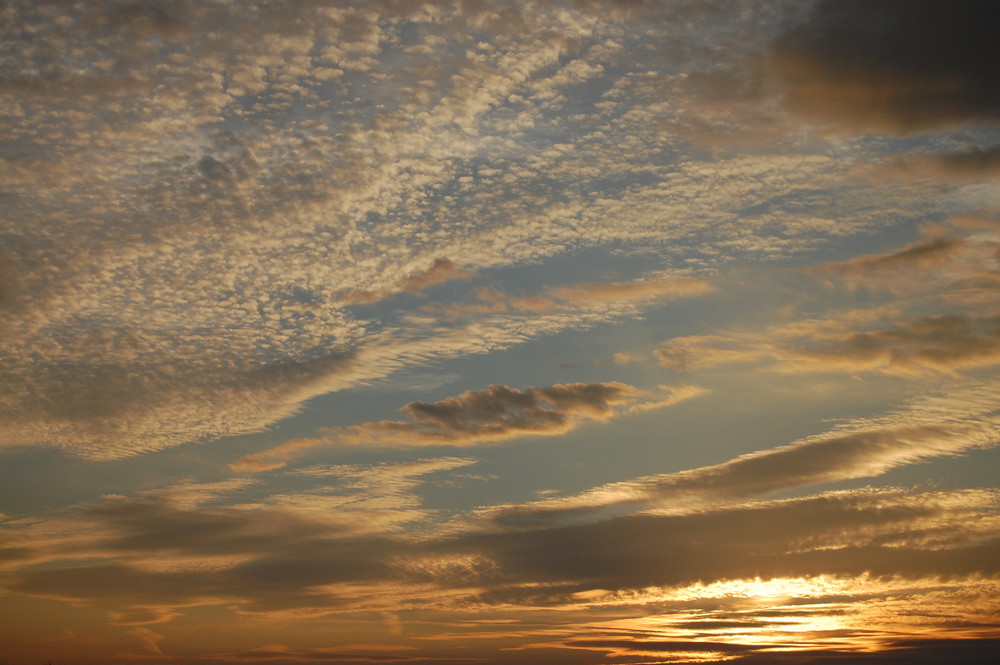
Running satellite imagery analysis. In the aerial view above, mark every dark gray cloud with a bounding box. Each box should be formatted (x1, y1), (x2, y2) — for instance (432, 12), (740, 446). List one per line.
(771, 0), (1000, 132)
(397, 382), (637, 438)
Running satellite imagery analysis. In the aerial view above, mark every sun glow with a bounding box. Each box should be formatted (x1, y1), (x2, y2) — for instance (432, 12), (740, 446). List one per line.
(662, 575), (863, 602)
(574, 577), (1000, 658)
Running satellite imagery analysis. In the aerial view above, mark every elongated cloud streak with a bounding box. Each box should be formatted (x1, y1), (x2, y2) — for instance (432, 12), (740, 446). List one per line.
(6, 486), (998, 617)
(232, 383), (703, 471)
(487, 384), (1000, 524)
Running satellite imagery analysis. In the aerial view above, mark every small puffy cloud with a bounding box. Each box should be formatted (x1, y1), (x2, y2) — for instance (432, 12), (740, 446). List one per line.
(233, 382), (701, 471)
(388, 382), (636, 440)
(771, 0), (1000, 132)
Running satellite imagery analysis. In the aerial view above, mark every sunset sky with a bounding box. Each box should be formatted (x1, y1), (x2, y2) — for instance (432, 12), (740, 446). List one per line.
(2, 1), (1000, 663)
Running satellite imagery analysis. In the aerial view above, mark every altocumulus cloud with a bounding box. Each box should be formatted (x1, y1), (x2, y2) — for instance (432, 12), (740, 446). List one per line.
(1, 0), (938, 460)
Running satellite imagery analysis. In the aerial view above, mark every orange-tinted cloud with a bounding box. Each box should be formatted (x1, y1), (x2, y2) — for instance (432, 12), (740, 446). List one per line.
(655, 333), (773, 371)
(343, 257), (476, 304)
(6, 483), (999, 622)
(781, 314), (1000, 375)
(485, 384), (1000, 524)
(424, 277), (714, 321)
(546, 278), (714, 306)
(808, 235), (966, 294)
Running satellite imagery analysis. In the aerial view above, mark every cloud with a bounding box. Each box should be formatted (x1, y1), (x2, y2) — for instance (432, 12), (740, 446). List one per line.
(891, 143), (1000, 178)
(232, 382), (701, 471)
(823, 236), (964, 275)
(452, 490), (1000, 610)
(781, 314), (1000, 376)
(523, 618), (1000, 665)
(933, 142), (1000, 174)
(0, 0), (977, 465)
(546, 278), (714, 306)
(205, 644), (425, 663)
(625, 385), (707, 414)
(650, 218), (1000, 377)
(655, 333), (773, 371)
(128, 627), (166, 656)
(423, 277), (714, 321)
(483, 383), (1000, 524)
(108, 607), (183, 626)
(807, 234), (970, 294)
(260, 457), (481, 533)
(610, 352), (645, 365)
(343, 258), (476, 304)
(806, 215), (1000, 298)
(5, 481), (999, 623)
(770, 0), (1000, 132)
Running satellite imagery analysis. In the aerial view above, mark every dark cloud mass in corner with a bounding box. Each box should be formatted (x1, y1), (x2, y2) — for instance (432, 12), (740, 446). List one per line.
(772, 0), (1000, 132)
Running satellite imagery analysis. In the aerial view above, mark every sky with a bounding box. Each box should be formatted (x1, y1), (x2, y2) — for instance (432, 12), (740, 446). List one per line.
(1, 0), (999, 663)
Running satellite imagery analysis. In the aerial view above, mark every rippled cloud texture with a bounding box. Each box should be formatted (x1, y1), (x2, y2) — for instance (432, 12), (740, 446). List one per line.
(1, 1), (999, 663)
